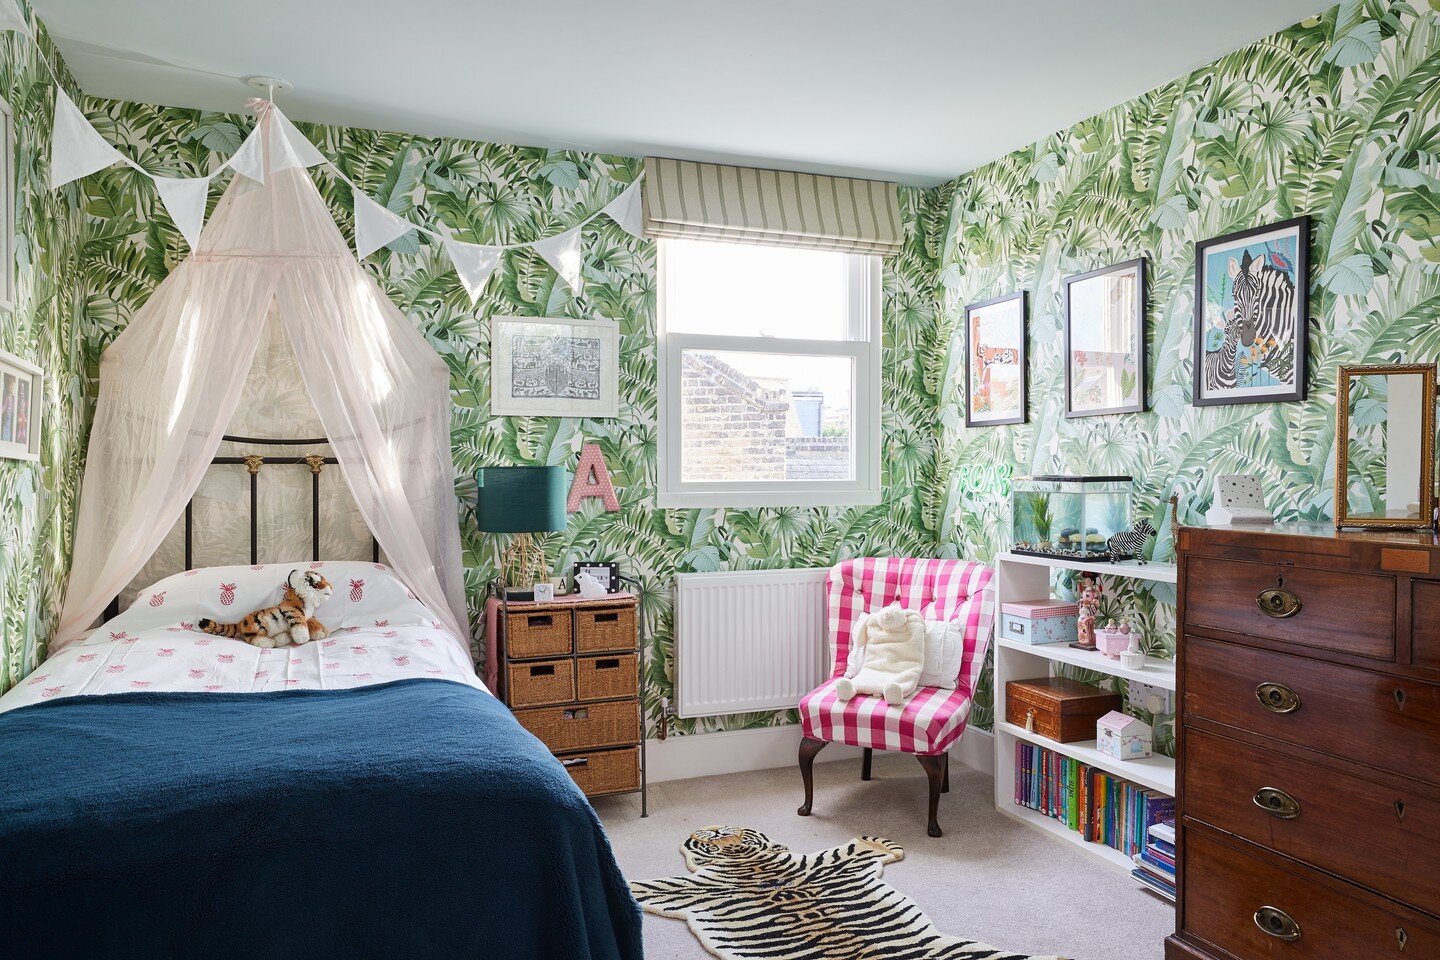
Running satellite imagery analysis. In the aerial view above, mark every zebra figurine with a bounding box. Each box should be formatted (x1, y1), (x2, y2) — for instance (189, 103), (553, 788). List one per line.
(1228, 249), (1297, 384)
(1108, 518), (1157, 564)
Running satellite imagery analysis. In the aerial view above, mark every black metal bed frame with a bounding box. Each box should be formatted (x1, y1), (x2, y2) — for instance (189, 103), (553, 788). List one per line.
(105, 434), (379, 619)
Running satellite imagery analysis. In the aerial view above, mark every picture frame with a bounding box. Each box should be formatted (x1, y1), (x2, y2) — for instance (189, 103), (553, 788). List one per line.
(490, 315), (620, 418)
(1192, 216), (1310, 407)
(1063, 258), (1147, 418)
(572, 561), (621, 594)
(964, 291), (1027, 427)
(0, 348), (40, 461)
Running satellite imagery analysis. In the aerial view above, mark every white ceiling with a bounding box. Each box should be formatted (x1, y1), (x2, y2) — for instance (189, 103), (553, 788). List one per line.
(38, 0), (1324, 185)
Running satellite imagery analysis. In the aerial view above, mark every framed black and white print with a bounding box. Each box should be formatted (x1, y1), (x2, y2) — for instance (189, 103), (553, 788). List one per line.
(964, 291), (1027, 427)
(1193, 216), (1310, 406)
(1063, 259), (1147, 418)
(490, 316), (620, 418)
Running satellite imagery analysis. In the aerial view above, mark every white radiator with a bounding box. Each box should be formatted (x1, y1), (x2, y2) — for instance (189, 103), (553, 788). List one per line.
(675, 568), (830, 717)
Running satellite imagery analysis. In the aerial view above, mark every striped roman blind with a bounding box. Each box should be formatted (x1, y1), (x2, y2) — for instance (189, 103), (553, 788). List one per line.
(643, 157), (903, 257)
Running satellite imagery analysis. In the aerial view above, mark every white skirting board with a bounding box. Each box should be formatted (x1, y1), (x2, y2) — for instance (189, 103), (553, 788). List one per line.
(645, 723), (995, 784)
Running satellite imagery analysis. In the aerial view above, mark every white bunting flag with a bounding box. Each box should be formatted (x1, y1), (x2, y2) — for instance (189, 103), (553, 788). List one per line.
(601, 182), (644, 239)
(443, 238), (503, 303)
(153, 175), (211, 250)
(354, 191), (414, 259)
(226, 123), (266, 183)
(269, 107), (327, 172)
(531, 226), (583, 294)
(50, 89), (127, 189)
(0, 0), (31, 36)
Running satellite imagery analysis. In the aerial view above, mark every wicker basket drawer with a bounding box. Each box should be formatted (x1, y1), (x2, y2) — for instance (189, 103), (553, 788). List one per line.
(506, 610), (572, 659)
(559, 747), (641, 797)
(517, 700), (639, 752)
(507, 659), (575, 708)
(576, 606), (635, 653)
(577, 654), (637, 701)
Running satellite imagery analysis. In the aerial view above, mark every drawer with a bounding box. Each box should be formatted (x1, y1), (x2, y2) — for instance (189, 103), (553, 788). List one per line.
(1183, 636), (1440, 784)
(1412, 580), (1440, 671)
(506, 659), (575, 708)
(515, 699), (639, 753)
(558, 746), (640, 797)
(1183, 728), (1440, 913)
(1181, 828), (1440, 959)
(577, 654), (637, 701)
(576, 605), (635, 653)
(507, 609), (572, 659)
(1184, 555), (1394, 659)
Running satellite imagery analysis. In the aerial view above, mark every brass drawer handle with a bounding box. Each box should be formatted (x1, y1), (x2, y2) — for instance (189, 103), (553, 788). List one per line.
(1256, 581), (1302, 619)
(1254, 906), (1301, 941)
(1256, 682), (1301, 714)
(1253, 786), (1301, 819)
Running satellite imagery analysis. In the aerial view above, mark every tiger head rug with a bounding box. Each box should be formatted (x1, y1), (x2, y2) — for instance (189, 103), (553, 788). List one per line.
(629, 826), (1068, 960)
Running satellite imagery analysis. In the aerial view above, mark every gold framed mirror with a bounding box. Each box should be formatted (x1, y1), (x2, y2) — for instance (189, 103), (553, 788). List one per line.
(1334, 363), (1437, 530)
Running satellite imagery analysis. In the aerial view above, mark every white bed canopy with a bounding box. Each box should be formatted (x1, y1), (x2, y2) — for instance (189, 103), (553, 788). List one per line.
(56, 104), (467, 650)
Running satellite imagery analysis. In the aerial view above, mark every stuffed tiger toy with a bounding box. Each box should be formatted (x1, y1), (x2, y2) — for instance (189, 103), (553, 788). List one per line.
(630, 826), (1065, 960)
(198, 569), (332, 648)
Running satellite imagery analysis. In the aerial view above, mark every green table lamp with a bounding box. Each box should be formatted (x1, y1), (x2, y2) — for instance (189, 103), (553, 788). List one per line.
(476, 465), (568, 598)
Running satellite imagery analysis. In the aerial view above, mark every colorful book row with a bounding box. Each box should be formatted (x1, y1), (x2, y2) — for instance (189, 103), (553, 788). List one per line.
(1014, 742), (1175, 858)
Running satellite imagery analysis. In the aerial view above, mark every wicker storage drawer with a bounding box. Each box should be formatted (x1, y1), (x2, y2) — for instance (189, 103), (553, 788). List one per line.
(516, 700), (639, 752)
(577, 654), (638, 701)
(559, 746), (641, 797)
(506, 659), (575, 708)
(506, 610), (572, 659)
(1005, 677), (1120, 743)
(577, 606), (636, 653)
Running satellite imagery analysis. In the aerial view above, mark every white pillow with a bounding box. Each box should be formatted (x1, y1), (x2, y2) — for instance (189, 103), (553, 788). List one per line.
(918, 618), (965, 690)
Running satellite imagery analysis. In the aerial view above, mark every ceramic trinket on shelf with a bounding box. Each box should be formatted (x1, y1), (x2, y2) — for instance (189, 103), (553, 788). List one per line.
(1118, 630), (1147, 670)
(1070, 575), (1102, 651)
(1095, 619), (1132, 660)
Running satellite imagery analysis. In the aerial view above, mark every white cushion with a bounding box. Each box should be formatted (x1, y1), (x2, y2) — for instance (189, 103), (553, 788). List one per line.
(918, 618), (964, 690)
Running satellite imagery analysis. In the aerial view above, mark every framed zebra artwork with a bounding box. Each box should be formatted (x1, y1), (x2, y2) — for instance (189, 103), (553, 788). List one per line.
(1193, 216), (1310, 406)
(1063, 259), (1146, 418)
(964, 291), (1027, 426)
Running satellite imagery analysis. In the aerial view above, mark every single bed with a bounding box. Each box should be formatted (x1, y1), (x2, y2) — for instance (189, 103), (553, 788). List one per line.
(1, 456), (642, 960)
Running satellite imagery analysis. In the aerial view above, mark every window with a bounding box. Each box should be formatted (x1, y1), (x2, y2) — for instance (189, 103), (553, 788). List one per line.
(658, 239), (881, 508)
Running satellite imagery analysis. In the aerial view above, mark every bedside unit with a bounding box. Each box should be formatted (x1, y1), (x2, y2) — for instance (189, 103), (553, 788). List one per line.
(486, 589), (647, 814)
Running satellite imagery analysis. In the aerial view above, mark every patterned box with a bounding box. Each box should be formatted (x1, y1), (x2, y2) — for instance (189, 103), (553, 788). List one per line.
(999, 599), (1079, 646)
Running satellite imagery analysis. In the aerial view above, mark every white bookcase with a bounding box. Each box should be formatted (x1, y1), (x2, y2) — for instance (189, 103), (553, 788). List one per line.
(992, 551), (1177, 873)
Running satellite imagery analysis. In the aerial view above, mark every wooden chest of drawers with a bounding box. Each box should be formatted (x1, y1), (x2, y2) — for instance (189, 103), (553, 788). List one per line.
(488, 592), (646, 807)
(1167, 525), (1440, 960)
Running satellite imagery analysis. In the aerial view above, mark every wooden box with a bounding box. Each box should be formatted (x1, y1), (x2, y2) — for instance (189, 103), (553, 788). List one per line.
(1005, 677), (1121, 743)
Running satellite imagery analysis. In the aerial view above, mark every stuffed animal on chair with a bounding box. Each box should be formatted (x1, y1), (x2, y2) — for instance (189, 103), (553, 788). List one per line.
(834, 602), (926, 706)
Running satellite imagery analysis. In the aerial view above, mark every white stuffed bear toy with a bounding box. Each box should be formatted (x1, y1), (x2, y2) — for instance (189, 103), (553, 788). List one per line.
(835, 602), (926, 706)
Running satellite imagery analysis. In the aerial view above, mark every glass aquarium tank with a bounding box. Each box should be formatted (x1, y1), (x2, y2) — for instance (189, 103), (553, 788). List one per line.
(1010, 475), (1133, 562)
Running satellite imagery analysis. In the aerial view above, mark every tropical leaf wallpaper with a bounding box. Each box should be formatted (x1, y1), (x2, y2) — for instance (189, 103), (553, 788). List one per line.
(0, 6), (87, 696)
(937, 0), (1440, 731)
(66, 100), (949, 734)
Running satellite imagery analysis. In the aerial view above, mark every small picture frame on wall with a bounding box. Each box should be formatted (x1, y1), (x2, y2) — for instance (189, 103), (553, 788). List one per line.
(573, 561), (621, 594)
(0, 348), (41, 461)
(1192, 216), (1310, 406)
(1063, 259), (1147, 418)
(490, 315), (620, 418)
(964, 292), (1027, 427)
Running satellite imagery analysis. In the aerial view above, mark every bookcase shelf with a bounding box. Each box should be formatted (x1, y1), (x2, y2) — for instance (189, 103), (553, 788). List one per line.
(992, 550), (1177, 877)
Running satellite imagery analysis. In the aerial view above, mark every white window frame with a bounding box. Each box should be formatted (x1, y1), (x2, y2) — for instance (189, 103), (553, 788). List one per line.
(656, 240), (882, 509)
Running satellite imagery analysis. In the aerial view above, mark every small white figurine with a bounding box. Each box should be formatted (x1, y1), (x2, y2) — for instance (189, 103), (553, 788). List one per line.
(1119, 629), (1147, 670)
(575, 572), (607, 599)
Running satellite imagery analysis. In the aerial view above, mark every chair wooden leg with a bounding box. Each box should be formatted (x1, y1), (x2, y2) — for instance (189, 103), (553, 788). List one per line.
(942, 753), (950, 793)
(797, 737), (828, 816)
(917, 754), (946, 837)
(861, 747), (873, 781)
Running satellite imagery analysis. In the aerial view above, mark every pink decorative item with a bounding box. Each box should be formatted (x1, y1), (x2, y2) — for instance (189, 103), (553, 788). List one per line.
(1071, 574), (1102, 650)
(219, 583), (236, 606)
(350, 578), (365, 601)
(567, 442), (620, 512)
(1095, 620), (1131, 660)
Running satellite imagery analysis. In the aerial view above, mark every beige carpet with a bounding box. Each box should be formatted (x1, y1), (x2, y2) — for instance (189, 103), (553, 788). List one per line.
(593, 751), (1173, 960)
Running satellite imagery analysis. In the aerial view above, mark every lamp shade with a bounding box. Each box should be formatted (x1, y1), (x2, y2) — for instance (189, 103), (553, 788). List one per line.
(475, 466), (568, 533)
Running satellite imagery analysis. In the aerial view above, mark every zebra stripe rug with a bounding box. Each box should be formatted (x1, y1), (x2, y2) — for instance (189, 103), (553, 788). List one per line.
(630, 826), (1068, 960)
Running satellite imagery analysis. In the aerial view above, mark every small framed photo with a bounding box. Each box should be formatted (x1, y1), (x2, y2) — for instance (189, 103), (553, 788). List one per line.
(1193, 216), (1310, 406)
(964, 291), (1027, 426)
(1063, 259), (1147, 418)
(490, 315), (620, 418)
(572, 561), (620, 594)
(0, 348), (40, 460)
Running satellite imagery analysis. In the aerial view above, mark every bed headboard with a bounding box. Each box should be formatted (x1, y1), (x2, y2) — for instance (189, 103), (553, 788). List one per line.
(105, 435), (380, 619)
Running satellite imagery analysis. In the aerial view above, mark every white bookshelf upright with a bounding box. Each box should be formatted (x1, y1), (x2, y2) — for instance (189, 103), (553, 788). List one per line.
(992, 551), (1177, 873)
